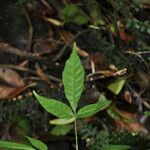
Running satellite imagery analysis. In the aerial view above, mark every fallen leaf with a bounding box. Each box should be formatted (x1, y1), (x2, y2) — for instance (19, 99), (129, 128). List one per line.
(44, 17), (64, 26)
(59, 30), (73, 44)
(123, 90), (133, 104)
(86, 68), (127, 81)
(60, 30), (89, 57)
(85, 52), (107, 70)
(115, 110), (148, 133)
(76, 46), (89, 57)
(117, 21), (135, 41)
(0, 67), (25, 99)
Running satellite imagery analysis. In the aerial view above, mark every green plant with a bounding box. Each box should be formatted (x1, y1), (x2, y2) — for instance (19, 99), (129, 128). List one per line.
(79, 122), (132, 150)
(0, 136), (47, 150)
(0, 43), (111, 150)
(33, 43), (111, 150)
(60, 4), (89, 25)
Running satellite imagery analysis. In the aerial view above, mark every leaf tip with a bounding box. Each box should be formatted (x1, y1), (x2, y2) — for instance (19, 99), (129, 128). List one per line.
(33, 90), (38, 98)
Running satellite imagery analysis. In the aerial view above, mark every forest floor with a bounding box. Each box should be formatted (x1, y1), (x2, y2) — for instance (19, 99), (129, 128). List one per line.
(0, 0), (150, 149)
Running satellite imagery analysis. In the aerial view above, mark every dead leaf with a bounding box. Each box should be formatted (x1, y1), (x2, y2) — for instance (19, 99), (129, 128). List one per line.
(60, 30), (89, 57)
(0, 68), (25, 99)
(86, 68), (127, 81)
(117, 21), (135, 41)
(77, 46), (89, 57)
(123, 90), (133, 104)
(44, 17), (64, 26)
(33, 38), (56, 55)
(115, 110), (148, 133)
(85, 52), (107, 70)
(59, 30), (73, 44)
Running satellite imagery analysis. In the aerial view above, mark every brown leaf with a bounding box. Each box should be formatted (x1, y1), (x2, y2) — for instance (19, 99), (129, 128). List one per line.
(77, 46), (89, 57)
(123, 90), (133, 104)
(85, 52), (107, 70)
(59, 30), (73, 44)
(115, 111), (148, 133)
(0, 68), (25, 99)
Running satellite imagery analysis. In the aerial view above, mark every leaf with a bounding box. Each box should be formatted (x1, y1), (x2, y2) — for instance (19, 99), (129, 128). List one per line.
(33, 91), (73, 118)
(144, 111), (150, 116)
(0, 140), (35, 150)
(50, 117), (75, 125)
(0, 67), (25, 99)
(103, 144), (132, 150)
(26, 136), (48, 150)
(45, 18), (64, 26)
(76, 100), (111, 118)
(15, 117), (30, 133)
(62, 43), (85, 112)
(73, 15), (89, 25)
(62, 4), (78, 19)
(51, 124), (73, 136)
(107, 78), (125, 95)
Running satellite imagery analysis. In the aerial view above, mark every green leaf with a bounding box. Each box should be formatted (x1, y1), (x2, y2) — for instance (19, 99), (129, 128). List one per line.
(51, 124), (73, 136)
(62, 4), (78, 19)
(62, 43), (85, 112)
(103, 144), (132, 150)
(33, 91), (73, 118)
(109, 24), (116, 33)
(76, 100), (111, 118)
(107, 78), (125, 95)
(26, 136), (47, 150)
(73, 15), (89, 25)
(144, 111), (150, 116)
(14, 116), (30, 135)
(0, 140), (35, 150)
(50, 117), (75, 125)
(61, 4), (89, 25)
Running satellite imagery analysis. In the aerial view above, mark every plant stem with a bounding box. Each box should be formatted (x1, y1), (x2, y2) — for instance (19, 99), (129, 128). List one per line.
(74, 119), (79, 150)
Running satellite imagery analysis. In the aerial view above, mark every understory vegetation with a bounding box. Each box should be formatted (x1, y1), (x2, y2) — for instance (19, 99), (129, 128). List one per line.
(0, 0), (150, 149)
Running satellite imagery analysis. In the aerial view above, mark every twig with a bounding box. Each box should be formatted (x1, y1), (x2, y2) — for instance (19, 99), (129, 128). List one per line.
(22, 5), (34, 51)
(137, 51), (150, 55)
(126, 82), (143, 113)
(53, 29), (90, 61)
(0, 42), (45, 60)
(124, 51), (149, 70)
(0, 64), (61, 83)
(40, 0), (52, 10)
(35, 63), (52, 86)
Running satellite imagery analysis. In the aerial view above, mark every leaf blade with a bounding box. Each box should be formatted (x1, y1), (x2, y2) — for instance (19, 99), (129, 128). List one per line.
(51, 124), (73, 136)
(0, 140), (35, 150)
(26, 136), (48, 150)
(50, 117), (75, 125)
(33, 91), (73, 118)
(62, 43), (85, 112)
(77, 100), (111, 118)
(103, 144), (132, 150)
(107, 78), (125, 95)
(144, 111), (150, 116)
